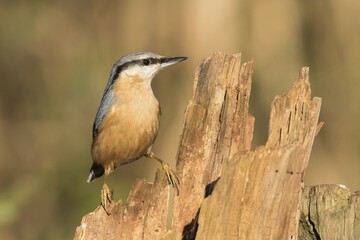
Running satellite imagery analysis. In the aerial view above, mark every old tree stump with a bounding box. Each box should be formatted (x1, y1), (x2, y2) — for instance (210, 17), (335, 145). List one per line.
(74, 52), (360, 240)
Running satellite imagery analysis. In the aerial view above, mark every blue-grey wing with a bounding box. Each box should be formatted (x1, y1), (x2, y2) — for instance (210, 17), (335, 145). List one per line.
(92, 88), (116, 138)
(92, 62), (123, 138)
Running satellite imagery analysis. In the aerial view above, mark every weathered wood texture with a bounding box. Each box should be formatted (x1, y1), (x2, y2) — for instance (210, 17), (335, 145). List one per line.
(74, 171), (170, 240)
(74, 52), (329, 240)
(172, 52), (255, 239)
(299, 185), (360, 240)
(196, 67), (322, 240)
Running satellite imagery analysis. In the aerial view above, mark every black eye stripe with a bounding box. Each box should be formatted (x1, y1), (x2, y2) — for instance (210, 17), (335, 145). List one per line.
(137, 58), (161, 66)
(111, 64), (124, 84)
(110, 57), (163, 84)
(120, 57), (163, 67)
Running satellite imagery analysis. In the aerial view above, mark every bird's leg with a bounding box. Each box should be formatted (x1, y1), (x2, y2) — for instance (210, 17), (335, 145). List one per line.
(145, 150), (180, 195)
(101, 164), (115, 215)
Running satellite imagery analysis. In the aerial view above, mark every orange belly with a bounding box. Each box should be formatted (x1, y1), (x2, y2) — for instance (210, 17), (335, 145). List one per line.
(91, 99), (160, 167)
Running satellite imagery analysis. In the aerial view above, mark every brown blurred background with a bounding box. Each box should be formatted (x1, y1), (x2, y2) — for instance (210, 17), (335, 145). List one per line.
(0, 0), (359, 239)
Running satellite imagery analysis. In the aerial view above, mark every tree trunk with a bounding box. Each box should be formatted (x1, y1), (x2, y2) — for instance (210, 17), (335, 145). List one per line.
(74, 52), (357, 240)
(299, 185), (360, 240)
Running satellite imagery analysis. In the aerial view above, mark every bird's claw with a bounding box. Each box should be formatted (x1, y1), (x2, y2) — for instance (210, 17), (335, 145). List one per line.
(161, 162), (180, 196)
(101, 183), (113, 215)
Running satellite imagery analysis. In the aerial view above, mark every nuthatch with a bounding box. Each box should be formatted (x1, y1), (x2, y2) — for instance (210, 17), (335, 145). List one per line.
(87, 52), (187, 212)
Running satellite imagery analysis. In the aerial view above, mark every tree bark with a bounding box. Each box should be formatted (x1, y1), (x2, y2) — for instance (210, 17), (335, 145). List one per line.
(196, 67), (321, 240)
(172, 52), (255, 239)
(299, 185), (360, 240)
(74, 52), (355, 240)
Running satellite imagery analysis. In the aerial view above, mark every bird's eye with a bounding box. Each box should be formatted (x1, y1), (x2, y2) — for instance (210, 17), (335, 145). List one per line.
(142, 59), (150, 66)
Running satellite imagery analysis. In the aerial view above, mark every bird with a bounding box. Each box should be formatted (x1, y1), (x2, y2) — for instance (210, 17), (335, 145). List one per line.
(86, 52), (187, 213)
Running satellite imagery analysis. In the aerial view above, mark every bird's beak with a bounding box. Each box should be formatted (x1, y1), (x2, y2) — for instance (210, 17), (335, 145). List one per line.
(160, 56), (187, 68)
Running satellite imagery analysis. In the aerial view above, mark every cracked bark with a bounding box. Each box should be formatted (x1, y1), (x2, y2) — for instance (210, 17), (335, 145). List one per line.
(299, 185), (360, 240)
(195, 67), (322, 239)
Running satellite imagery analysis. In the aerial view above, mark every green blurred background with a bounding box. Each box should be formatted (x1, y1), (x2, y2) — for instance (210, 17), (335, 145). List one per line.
(1, 0), (359, 239)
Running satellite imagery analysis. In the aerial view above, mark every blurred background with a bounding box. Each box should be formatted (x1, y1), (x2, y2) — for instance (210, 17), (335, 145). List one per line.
(0, 0), (359, 239)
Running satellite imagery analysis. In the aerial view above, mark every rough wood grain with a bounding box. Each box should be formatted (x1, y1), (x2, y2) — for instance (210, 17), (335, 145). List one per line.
(172, 52), (255, 239)
(196, 68), (322, 240)
(299, 185), (360, 240)
(74, 170), (170, 240)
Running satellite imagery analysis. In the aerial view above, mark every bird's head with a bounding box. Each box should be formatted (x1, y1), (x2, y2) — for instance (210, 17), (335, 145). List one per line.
(109, 52), (187, 87)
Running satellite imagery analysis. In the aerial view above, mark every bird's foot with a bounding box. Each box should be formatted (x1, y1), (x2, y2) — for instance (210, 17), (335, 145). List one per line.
(101, 183), (113, 215)
(161, 162), (180, 196)
(145, 151), (181, 195)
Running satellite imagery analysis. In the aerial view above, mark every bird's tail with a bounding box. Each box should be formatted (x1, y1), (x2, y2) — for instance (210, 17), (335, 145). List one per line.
(86, 162), (105, 183)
